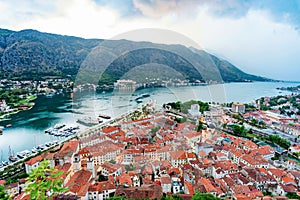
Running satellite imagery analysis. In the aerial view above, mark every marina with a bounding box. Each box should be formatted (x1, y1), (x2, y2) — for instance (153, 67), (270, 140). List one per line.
(0, 122), (81, 170)
(0, 81), (299, 166)
(45, 124), (80, 137)
(1, 138), (63, 171)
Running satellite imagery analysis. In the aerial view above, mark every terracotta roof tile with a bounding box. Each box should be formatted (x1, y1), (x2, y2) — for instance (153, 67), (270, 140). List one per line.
(233, 194), (251, 200)
(117, 174), (132, 186)
(232, 185), (251, 194)
(184, 181), (194, 195)
(65, 169), (92, 197)
(169, 151), (187, 160)
(25, 155), (43, 165)
(268, 168), (286, 179)
(88, 181), (116, 193)
(60, 139), (79, 154)
(161, 175), (171, 184)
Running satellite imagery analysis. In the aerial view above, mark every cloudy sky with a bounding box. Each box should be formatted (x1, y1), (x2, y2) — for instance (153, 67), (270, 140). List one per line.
(0, 0), (300, 81)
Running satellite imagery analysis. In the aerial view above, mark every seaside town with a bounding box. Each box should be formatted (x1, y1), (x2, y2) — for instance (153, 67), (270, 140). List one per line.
(1, 90), (300, 200)
(2, 0), (300, 199)
(0, 78), (73, 127)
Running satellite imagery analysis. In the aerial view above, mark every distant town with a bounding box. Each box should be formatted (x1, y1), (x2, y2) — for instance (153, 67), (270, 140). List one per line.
(1, 85), (300, 199)
(0, 78), (73, 124)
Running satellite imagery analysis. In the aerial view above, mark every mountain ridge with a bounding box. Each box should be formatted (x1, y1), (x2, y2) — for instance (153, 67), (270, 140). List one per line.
(0, 28), (272, 84)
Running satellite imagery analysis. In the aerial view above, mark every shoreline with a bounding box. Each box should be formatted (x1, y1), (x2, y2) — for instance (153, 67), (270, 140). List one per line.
(0, 95), (38, 123)
(0, 102), (148, 173)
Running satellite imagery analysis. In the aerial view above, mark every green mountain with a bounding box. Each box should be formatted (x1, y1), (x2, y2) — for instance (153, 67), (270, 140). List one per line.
(0, 28), (271, 84)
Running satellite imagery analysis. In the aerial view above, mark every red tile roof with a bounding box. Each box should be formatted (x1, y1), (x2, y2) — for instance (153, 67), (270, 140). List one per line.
(282, 176), (296, 185)
(250, 145), (274, 156)
(78, 147), (91, 155)
(102, 126), (120, 134)
(117, 174), (132, 186)
(115, 184), (162, 199)
(233, 194), (251, 200)
(214, 160), (237, 171)
(241, 154), (268, 166)
(167, 168), (180, 175)
(169, 151), (187, 160)
(88, 181), (116, 193)
(242, 140), (258, 149)
(187, 152), (196, 159)
(198, 178), (218, 193)
(65, 169), (92, 197)
(25, 155), (43, 166)
(184, 131), (201, 139)
(184, 181), (194, 195)
(232, 185), (251, 194)
(60, 139), (79, 154)
(268, 168), (286, 179)
(160, 176), (171, 184)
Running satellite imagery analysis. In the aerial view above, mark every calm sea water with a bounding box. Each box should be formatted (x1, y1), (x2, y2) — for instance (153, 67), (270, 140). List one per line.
(0, 81), (299, 162)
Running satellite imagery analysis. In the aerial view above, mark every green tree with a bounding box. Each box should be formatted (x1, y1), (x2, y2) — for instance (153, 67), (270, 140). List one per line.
(107, 196), (126, 200)
(258, 121), (267, 129)
(268, 135), (291, 149)
(109, 159), (116, 164)
(197, 122), (205, 131)
(25, 160), (68, 200)
(0, 185), (11, 200)
(161, 195), (183, 200)
(150, 126), (161, 137)
(191, 192), (221, 200)
(232, 125), (246, 136)
(251, 118), (258, 126)
(286, 192), (300, 199)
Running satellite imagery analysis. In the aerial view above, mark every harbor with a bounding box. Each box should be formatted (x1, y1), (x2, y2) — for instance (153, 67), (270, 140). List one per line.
(44, 124), (80, 137)
(0, 81), (298, 166)
(0, 114), (118, 171)
(0, 128), (75, 171)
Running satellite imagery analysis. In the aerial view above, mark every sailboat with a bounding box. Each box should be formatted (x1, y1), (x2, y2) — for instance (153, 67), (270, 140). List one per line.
(8, 145), (18, 162)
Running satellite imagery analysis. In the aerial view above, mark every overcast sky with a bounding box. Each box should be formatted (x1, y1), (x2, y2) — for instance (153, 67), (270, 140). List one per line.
(0, 0), (300, 81)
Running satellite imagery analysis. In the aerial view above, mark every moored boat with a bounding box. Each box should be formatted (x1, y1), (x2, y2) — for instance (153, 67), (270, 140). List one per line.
(32, 147), (38, 154)
(17, 150), (31, 159)
(9, 155), (18, 162)
(77, 117), (100, 126)
(2, 161), (9, 166)
(8, 146), (18, 162)
(54, 123), (66, 130)
(98, 114), (111, 119)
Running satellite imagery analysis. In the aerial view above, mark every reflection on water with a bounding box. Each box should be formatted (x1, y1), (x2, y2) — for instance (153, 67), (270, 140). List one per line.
(0, 82), (299, 162)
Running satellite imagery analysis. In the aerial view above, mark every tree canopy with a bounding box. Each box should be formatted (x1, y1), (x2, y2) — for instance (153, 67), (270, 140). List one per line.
(25, 159), (68, 200)
(191, 192), (221, 200)
(0, 185), (11, 200)
(163, 100), (209, 114)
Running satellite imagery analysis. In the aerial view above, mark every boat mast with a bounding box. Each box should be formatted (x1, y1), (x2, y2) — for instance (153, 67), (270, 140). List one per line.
(8, 145), (12, 156)
(1, 150), (3, 161)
